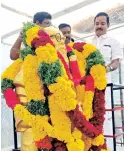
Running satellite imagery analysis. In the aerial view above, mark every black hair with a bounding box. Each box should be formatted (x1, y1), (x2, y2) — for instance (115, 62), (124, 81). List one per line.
(71, 38), (74, 42)
(94, 12), (110, 25)
(58, 23), (71, 29)
(33, 12), (52, 24)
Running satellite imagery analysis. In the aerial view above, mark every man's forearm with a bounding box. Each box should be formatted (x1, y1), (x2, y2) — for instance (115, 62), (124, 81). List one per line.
(10, 37), (22, 60)
(106, 59), (120, 72)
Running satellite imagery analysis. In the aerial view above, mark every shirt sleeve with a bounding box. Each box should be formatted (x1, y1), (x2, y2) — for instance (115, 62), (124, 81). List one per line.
(111, 39), (123, 60)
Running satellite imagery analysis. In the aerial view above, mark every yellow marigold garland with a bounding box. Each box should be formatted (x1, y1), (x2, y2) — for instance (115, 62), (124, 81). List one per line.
(82, 44), (96, 59)
(67, 139), (85, 151)
(72, 128), (82, 139)
(90, 64), (107, 90)
(33, 39), (85, 150)
(1, 58), (23, 80)
(60, 61), (69, 80)
(35, 43), (58, 64)
(68, 128), (85, 151)
(1, 22), (108, 151)
(73, 49), (86, 77)
(75, 85), (85, 103)
(48, 97), (73, 143)
(92, 134), (105, 146)
(14, 104), (53, 141)
(23, 55), (45, 101)
(82, 134), (92, 151)
(68, 42), (74, 48)
(25, 26), (40, 46)
(82, 91), (94, 120)
(68, 42), (108, 150)
(49, 77), (77, 111)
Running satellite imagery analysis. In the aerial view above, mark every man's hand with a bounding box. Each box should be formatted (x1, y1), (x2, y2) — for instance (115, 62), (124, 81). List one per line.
(10, 30), (23, 60)
(106, 58), (120, 73)
(106, 65), (111, 72)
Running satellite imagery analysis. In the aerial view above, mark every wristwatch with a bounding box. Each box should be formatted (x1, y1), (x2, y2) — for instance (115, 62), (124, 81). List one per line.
(106, 65), (113, 72)
(109, 65), (113, 71)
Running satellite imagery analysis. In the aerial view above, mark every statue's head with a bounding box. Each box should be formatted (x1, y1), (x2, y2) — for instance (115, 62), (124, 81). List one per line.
(45, 26), (66, 50)
(22, 23), (66, 53)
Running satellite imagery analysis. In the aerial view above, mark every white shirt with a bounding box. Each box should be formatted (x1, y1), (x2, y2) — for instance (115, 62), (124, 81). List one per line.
(92, 34), (123, 64)
(91, 35), (123, 150)
(91, 34), (123, 82)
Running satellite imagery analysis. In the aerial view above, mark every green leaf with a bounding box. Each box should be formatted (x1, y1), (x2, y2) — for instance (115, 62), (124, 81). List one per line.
(86, 50), (105, 74)
(38, 60), (62, 86)
(67, 51), (75, 58)
(19, 46), (35, 60)
(26, 99), (50, 116)
(22, 22), (36, 46)
(1, 79), (15, 93)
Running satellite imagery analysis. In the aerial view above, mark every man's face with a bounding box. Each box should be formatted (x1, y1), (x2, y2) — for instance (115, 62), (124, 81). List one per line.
(94, 16), (109, 37)
(60, 27), (71, 44)
(37, 19), (52, 28)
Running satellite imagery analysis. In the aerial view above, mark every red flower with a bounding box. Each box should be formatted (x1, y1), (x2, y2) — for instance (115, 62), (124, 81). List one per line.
(31, 30), (54, 48)
(73, 42), (86, 52)
(38, 30), (49, 37)
(57, 52), (72, 81)
(53, 140), (67, 151)
(35, 136), (52, 150)
(90, 142), (107, 151)
(55, 146), (67, 151)
(66, 45), (73, 52)
(85, 75), (95, 92)
(90, 89), (105, 133)
(67, 85), (106, 148)
(69, 60), (82, 86)
(68, 105), (100, 138)
(3, 88), (20, 109)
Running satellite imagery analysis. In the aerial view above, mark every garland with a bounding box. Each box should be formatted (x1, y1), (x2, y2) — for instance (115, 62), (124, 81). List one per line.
(1, 58), (23, 81)
(32, 31), (84, 150)
(1, 23), (109, 151)
(23, 55), (45, 102)
(68, 42), (109, 151)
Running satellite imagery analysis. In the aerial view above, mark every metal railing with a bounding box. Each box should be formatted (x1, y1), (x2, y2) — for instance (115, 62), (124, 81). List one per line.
(105, 83), (124, 151)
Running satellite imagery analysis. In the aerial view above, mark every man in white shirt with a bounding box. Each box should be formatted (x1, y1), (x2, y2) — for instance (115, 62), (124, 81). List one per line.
(92, 12), (123, 150)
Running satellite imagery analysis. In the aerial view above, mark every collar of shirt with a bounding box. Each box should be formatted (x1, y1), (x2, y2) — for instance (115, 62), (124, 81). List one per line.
(94, 33), (108, 40)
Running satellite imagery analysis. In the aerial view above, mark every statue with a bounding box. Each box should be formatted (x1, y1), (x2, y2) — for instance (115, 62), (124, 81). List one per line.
(1, 22), (109, 151)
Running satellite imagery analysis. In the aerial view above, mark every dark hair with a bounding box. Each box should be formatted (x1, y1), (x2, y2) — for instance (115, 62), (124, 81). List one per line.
(58, 23), (71, 30)
(94, 12), (110, 25)
(71, 38), (74, 42)
(33, 12), (52, 24)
